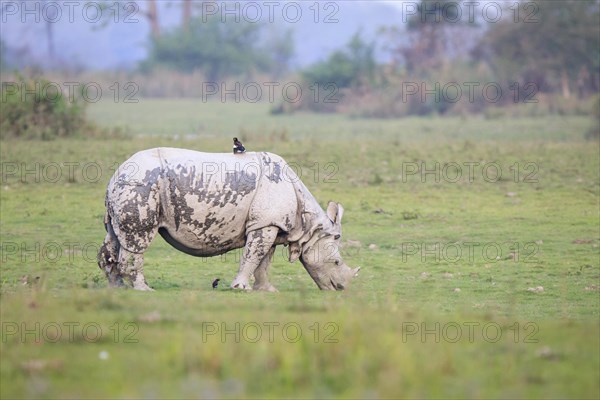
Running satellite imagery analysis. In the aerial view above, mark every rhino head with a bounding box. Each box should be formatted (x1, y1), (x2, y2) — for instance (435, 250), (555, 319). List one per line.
(289, 202), (360, 290)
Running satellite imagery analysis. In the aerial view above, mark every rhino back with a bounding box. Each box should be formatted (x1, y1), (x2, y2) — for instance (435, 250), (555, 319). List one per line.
(154, 148), (261, 253)
(107, 148), (301, 255)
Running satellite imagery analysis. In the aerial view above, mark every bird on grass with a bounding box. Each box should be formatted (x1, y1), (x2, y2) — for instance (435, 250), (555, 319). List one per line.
(212, 278), (221, 289)
(233, 137), (246, 154)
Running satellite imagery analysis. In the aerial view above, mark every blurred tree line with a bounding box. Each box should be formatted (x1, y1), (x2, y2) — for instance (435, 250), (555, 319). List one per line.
(298, 0), (599, 117)
(475, 0), (599, 99)
(1, 0), (598, 120)
(126, 0), (598, 117)
(141, 15), (293, 81)
(127, 0), (294, 80)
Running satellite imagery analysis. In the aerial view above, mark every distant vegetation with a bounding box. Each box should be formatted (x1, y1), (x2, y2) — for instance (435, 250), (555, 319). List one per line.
(1, 0), (598, 136)
(134, 0), (599, 119)
(0, 75), (123, 140)
(587, 95), (600, 140)
(290, 0), (599, 117)
(301, 31), (376, 89)
(142, 15), (293, 81)
(0, 75), (89, 139)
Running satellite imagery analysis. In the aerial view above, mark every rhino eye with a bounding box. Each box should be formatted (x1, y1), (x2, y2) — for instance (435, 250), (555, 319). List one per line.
(334, 259), (340, 265)
(334, 234), (340, 240)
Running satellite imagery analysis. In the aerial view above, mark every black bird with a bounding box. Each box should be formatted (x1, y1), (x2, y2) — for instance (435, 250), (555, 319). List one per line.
(233, 137), (246, 154)
(212, 278), (221, 289)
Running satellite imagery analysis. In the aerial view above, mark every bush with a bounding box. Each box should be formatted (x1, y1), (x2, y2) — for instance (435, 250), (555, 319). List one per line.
(585, 95), (600, 140)
(0, 74), (98, 140)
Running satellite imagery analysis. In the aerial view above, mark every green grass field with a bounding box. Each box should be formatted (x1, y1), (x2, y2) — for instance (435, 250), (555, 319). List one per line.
(1, 100), (599, 399)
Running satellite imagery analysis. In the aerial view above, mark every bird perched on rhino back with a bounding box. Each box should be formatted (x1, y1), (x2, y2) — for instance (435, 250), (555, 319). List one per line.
(233, 137), (246, 154)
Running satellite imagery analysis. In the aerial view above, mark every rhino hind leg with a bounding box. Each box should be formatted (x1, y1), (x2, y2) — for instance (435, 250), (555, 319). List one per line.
(231, 226), (279, 290)
(118, 248), (154, 291)
(105, 184), (160, 291)
(98, 219), (125, 287)
(253, 246), (278, 292)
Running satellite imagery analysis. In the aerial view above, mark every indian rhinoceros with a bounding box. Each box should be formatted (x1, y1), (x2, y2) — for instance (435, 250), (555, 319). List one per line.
(97, 148), (360, 291)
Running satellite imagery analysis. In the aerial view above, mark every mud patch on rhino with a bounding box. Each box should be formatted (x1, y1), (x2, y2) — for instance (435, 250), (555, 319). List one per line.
(109, 167), (162, 252)
(261, 153), (283, 183)
(165, 165), (202, 230)
(284, 215), (293, 231)
(224, 170), (257, 201)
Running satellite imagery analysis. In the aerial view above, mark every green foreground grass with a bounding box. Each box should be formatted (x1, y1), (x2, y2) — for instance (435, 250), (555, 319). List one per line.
(1, 100), (599, 399)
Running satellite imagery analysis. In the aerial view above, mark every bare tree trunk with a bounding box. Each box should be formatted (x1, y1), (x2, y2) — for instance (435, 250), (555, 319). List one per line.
(147, 0), (160, 39)
(561, 68), (571, 99)
(46, 19), (55, 66)
(45, 0), (55, 67)
(577, 65), (590, 98)
(182, 0), (192, 31)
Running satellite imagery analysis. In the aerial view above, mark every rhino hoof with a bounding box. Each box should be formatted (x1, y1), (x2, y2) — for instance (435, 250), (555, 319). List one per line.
(231, 282), (252, 290)
(133, 284), (155, 291)
(253, 284), (279, 292)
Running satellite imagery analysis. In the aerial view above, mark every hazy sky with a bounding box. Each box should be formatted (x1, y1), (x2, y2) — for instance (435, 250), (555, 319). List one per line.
(1, 1), (407, 70)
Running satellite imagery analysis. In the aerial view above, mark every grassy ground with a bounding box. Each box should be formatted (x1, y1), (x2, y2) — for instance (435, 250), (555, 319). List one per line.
(1, 100), (599, 399)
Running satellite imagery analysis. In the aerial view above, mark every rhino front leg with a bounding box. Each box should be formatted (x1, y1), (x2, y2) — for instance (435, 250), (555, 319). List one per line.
(231, 226), (279, 290)
(118, 248), (154, 291)
(253, 246), (278, 292)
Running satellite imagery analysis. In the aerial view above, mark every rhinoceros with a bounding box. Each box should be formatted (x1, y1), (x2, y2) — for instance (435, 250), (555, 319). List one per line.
(98, 148), (360, 291)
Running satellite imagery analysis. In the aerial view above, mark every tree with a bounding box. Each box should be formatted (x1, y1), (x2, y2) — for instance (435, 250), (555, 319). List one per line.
(92, 1), (161, 38)
(265, 27), (295, 78)
(144, 15), (267, 81)
(476, 0), (600, 98)
(0, 39), (6, 70)
(182, 0), (192, 31)
(301, 31), (376, 88)
(145, 0), (160, 38)
(381, 0), (475, 74)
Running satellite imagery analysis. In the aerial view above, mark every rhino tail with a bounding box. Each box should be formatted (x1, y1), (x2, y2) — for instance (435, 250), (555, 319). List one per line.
(98, 209), (124, 286)
(101, 211), (120, 254)
(102, 210), (121, 250)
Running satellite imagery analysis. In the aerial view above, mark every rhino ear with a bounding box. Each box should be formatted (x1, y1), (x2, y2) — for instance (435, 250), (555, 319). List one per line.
(336, 203), (344, 224)
(326, 202), (344, 225)
(326, 201), (338, 224)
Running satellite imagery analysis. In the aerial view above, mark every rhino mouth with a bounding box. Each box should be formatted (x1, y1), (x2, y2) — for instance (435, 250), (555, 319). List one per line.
(324, 266), (360, 290)
(313, 277), (337, 291)
(316, 278), (344, 291)
(330, 279), (345, 290)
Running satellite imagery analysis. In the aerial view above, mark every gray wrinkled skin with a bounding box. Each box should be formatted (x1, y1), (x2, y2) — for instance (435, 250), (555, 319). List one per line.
(98, 148), (360, 291)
